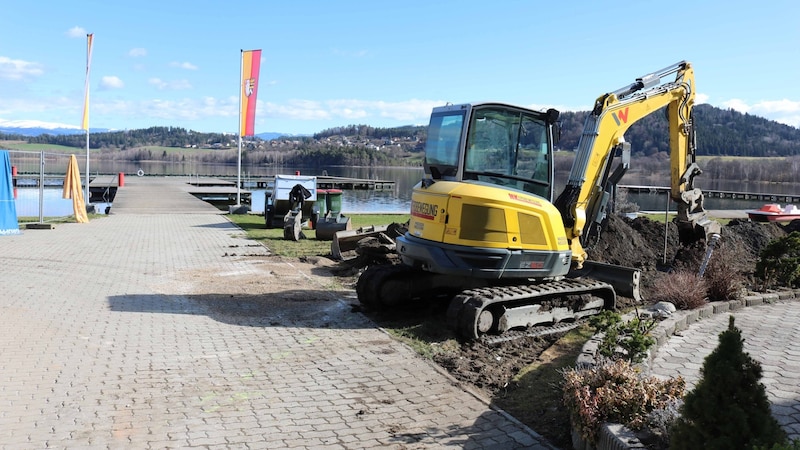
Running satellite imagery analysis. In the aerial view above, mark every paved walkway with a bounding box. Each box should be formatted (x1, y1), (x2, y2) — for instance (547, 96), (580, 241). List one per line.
(1, 177), (552, 449)
(649, 301), (800, 440)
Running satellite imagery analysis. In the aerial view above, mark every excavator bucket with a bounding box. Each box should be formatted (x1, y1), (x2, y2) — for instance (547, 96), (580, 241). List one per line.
(568, 261), (642, 302)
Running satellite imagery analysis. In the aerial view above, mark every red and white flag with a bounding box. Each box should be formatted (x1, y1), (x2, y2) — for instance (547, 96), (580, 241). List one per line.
(239, 49), (262, 137)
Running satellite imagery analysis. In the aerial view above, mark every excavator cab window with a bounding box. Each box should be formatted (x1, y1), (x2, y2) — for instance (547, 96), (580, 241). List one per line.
(424, 110), (465, 179)
(463, 106), (552, 199)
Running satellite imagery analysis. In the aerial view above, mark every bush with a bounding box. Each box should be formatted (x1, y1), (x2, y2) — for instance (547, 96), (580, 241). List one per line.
(589, 310), (656, 363)
(755, 231), (800, 290)
(649, 270), (708, 309)
(670, 316), (787, 450)
(562, 359), (685, 445)
(704, 244), (744, 301)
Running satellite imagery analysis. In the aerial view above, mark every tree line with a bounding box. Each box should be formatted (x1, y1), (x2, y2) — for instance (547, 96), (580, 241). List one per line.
(1, 126), (232, 150)
(2, 104), (798, 158)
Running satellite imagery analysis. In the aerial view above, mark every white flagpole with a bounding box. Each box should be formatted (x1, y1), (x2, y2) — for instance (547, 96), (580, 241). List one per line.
(237, 49), (243, 206)
(84, 34), (93, 207)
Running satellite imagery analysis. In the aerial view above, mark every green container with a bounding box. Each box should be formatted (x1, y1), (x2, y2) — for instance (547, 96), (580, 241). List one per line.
(327, 189), (343, 214)
(316, 189), (329, 216)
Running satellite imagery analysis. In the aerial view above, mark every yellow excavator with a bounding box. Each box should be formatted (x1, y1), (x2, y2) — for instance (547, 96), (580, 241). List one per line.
(356, 61), (720, 340)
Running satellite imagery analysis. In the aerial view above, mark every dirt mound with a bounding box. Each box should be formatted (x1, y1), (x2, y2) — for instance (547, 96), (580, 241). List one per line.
(586, 214), (788, 295)
(586, 215), (681, 272)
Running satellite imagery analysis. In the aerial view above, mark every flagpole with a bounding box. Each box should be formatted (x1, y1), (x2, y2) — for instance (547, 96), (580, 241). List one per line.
(85, 129), (89, 207)
(83, 34), (93, 207)
(236, 49), (243, 206)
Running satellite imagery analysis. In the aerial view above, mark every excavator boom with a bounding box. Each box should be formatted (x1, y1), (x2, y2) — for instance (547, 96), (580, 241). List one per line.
(554, 61), (720, 267)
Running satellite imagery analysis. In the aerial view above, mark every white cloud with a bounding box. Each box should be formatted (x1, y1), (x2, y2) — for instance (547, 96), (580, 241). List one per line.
(100, 76), (124, 89)
(695, 93), (709, 105)
(261, 99), (442, 123)
(721, 98), (800, 128)
(88, 96), (239, 125)
(722, 98), (750, 113)
(148, 78), (192, 90)
(66, 26), (87, 38)
(0, 56), (44, 80)
(755, 99), (800, 114)
(129, 48), (147, 57)
(265, 100), (330, 121)
(169, 61), (198, 70)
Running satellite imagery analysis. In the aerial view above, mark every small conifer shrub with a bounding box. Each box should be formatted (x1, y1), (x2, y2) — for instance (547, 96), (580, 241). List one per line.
(670, 316), (786, 450)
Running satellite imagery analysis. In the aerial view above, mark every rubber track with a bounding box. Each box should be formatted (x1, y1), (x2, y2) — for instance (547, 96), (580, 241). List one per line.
(459, 277), (613, 305)
(480, 320), (586, 346)
(451, 278), (614, 340)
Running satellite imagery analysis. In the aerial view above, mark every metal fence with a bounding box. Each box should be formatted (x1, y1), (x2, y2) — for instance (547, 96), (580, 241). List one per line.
(8, 150), (87, 223)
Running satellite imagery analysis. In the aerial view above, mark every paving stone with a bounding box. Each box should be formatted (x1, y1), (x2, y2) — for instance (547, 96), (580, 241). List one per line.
(0, 177), (555, 449)
(650, 302), (800, 441)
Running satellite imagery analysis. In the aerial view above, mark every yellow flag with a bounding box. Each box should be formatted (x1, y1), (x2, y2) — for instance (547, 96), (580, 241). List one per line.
(81, 34), (93, 131)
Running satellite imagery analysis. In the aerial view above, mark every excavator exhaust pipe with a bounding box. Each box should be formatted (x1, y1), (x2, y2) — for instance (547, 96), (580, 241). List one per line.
(568, 261), (642, 303)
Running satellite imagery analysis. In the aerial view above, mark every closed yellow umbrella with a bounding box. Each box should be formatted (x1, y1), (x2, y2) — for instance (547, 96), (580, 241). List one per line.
(63, 154), (89, 223)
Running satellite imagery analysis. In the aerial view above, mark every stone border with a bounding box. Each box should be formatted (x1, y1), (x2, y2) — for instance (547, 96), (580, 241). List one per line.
(573, 288), (800, 450)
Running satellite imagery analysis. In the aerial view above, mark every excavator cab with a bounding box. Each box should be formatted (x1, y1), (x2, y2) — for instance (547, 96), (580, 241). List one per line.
(399, 102), (574, 281)
(424, 103), (559, 202)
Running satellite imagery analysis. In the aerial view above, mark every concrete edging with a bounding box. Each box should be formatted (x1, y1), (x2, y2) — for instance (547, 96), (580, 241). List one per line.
(573, 288), (800, 450)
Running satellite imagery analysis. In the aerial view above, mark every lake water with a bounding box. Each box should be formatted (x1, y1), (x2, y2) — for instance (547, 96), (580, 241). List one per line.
(12, 163), (799, 218)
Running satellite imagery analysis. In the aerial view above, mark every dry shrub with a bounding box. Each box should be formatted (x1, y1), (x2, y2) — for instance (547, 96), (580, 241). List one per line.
(649, 270), (708, 309)
(704, 244), (744, 301)
(562, 359), (685, 445)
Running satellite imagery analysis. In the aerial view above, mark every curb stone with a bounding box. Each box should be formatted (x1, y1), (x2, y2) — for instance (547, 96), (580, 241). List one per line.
(572, 288), (800, 450)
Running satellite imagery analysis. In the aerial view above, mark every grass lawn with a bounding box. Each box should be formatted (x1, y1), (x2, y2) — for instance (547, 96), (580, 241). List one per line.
(227, 212), (409, 258)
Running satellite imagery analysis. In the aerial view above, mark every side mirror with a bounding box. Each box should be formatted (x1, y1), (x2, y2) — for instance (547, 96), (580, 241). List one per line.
(546, 108), (560, 124)
(551, 122), (561, 145)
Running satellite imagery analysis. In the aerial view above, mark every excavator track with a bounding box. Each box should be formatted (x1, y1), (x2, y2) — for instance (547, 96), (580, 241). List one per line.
(447, 278), (615, 341)
(479, 319), (588, 346)
(358, 265), (615, 341)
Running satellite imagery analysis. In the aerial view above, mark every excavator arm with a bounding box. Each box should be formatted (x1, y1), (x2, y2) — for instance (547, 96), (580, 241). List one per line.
(554, 61), (720, 268)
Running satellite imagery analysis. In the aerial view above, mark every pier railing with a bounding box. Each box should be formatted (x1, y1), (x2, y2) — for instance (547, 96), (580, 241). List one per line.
(619, 185), (800, 205)
(8, 150), (77, 224)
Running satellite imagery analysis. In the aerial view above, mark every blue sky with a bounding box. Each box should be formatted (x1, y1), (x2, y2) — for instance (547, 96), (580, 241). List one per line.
(1, 0), (798, 135)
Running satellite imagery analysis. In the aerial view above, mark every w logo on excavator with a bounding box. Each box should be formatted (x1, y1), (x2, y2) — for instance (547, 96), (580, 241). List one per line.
(612, 107), (630, 126)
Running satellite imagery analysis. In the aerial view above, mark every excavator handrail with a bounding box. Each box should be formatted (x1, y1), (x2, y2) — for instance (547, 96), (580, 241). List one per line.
(610, 60), (687, 101)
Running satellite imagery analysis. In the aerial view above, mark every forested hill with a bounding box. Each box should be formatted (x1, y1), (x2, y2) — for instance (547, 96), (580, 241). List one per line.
(2, 105), (798, 157)
(557, 104), (800, 157)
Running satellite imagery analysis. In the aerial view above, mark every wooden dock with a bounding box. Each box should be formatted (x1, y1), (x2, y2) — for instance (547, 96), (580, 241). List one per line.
(109, 177), (227, 214)
(88, 176), (251, 208)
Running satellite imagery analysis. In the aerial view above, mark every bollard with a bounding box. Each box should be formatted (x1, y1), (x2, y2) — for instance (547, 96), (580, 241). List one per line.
(118, 172), (125, 187)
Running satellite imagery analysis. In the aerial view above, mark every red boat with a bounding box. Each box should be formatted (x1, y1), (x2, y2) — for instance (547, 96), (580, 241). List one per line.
(746, 204), (800, 222)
